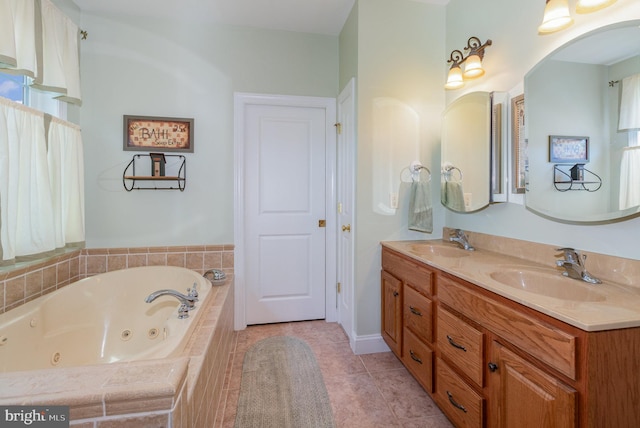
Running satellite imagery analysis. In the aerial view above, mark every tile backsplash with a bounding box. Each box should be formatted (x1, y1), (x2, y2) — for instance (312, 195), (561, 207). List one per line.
(0, 245), (234, 314)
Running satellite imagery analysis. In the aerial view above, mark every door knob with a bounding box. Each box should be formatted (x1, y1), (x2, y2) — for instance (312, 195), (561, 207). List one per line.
(342, 224), (351, 232)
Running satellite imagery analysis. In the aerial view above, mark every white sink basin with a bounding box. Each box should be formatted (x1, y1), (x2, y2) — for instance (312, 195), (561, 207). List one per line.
(408, 243), (471, 258)
(489, 268), (606, 302)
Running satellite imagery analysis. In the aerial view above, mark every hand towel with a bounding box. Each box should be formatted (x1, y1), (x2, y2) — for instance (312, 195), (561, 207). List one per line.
(441, 180), (466, 212)
(409, 180), (433, 233)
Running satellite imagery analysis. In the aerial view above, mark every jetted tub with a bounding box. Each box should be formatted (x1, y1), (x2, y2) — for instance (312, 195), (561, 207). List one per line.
(0, 265), (212, 373)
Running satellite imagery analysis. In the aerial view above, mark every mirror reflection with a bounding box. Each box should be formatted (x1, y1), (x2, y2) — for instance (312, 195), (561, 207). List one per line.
(441, 91), (506, 212)
(525, 21), (640, 222)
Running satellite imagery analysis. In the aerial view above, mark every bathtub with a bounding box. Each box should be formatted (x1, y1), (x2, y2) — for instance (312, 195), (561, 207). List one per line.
(0, 266), (235, 427)
(0, 266), (211, 373)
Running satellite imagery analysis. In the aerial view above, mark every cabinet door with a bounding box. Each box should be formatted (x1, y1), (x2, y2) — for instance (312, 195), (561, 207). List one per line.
(489, 341), (576, 428)
(381, 270), (402, 356)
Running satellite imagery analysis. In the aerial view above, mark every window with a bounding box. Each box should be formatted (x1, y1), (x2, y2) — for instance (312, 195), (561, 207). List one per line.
(0, 72), (26, 103)
(0, 71), (66, 118)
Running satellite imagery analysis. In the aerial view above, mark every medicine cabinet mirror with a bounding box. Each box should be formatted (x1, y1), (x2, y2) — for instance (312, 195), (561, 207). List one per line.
(524, 20), (640, 223)
(441, 91), (507, 213)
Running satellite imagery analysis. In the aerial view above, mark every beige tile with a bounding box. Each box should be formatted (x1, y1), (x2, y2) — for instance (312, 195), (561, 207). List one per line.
(325, 372), (400, 427)
(204, 252), (222, 270)
(147, 253), (167, 266)
(221, 252), (234, 269)
(399, 415), (455, 428)
(186, 252), (204, 270)
(57, 260), (70, 283)
(97, 413), (170, 428)
(5, 276), (25, 306)
(107, 255), (127, 271)
(127, 254), (147, 268)
(370, 368), (442, 419)
(25, 270), (44, 298)
(86, 255), (107, 275)
(167, 253), (186, 267)
(360, 351), (405, 373)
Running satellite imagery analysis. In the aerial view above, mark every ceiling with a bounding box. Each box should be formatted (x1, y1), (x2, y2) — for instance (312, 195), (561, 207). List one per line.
(551, 25), (640, 65)
(72, 0), (357, 36)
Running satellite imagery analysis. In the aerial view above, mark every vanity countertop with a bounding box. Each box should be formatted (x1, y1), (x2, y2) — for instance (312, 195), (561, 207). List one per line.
(382, 239), (640, 332)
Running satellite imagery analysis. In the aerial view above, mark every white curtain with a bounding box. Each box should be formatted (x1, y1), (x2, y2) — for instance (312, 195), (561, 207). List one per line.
(0, 0), (81, 104)
(47, 116), (85, 247)
(33, 0), (82, 105)
(618, 74), (640, 210)
(619, 73), (640, 131)
(0, 0), (37, 76)
(0, 96), (84, 262)
(619, 146), (640, 210)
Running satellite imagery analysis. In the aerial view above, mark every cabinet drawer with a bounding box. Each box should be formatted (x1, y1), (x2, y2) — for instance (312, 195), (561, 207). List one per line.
(382, 249), (433, 296)
(437, 306), (484, 387)
(435, 358), (484, 428)
(404, 284), (434, 343)
(438, 274), (577, 380)
(402, 327), (434, 393)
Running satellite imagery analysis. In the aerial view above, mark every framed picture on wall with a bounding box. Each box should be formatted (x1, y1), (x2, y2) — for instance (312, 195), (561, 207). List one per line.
(123, 115), (194, 153)
(549, 135), (589, 163)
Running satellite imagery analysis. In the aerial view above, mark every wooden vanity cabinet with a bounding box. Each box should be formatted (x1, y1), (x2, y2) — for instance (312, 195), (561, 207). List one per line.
(381, 248), (435, 392)
(380, 245), (640, 427)
(381, 270), (402, 356)
(489, 341), (576, 428)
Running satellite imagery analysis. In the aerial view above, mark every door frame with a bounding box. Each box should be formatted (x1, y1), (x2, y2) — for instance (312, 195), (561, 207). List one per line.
(233, 92), (337, 330)
(336, 78), (356, 347)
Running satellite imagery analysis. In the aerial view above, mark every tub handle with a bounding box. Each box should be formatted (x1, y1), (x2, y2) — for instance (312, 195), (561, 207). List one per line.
(188, 283), (199, 299)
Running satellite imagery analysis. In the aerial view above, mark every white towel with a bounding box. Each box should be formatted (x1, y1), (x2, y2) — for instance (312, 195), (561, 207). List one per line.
(409, 180), (432, 233)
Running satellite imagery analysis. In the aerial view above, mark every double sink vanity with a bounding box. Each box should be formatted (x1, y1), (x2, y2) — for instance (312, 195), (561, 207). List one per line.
(381, 229), (640, 427)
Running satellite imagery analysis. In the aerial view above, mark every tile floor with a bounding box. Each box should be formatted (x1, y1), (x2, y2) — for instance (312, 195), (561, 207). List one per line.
(218, 320), (454, 427)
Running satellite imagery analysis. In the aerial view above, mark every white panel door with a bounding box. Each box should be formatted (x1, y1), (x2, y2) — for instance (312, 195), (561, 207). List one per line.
(244, 102), (327, 324)
(337, 78), (356, 342)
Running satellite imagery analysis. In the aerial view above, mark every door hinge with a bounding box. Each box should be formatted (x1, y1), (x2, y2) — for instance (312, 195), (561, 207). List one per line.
(337, 282), (341, 293)
(334, 122), (342, 135)
(337, 202), (342, 214)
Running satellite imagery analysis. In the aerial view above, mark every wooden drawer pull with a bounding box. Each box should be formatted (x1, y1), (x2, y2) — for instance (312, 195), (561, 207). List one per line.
(409, 306), (422, 316)
(446, 335), (467, 352)
(409, 350), (423, 364)
(446, 391), (468, 413)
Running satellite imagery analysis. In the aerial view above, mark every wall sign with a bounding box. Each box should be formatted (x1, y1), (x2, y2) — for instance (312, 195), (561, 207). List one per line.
(124, 115), (194, 153)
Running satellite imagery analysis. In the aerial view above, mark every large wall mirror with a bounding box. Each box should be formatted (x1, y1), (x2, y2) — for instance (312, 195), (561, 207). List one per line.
(441, 91), (507, 212)
(525, 20), (640, 223)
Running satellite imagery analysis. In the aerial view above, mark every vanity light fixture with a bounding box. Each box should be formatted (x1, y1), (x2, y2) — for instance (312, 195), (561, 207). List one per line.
(539, 0), (618, 34)
(576, 0), (617, 14)
(538, 0), (574, 34)
(444, 37), (492, 90)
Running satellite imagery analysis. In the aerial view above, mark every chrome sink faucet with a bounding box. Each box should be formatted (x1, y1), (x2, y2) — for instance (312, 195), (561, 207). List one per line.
(449, 229), (474, 251)
(555, 248), (602, 284)
(145, 289), (199, 319)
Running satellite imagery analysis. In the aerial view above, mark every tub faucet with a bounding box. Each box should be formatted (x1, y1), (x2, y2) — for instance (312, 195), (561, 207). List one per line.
(449, 229), (474, 251)
(555, 248), (602, 284)
(145, 289), (199, 319)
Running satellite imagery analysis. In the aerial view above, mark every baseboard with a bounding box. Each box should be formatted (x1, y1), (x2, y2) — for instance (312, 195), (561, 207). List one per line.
(351, 333), (391, 355)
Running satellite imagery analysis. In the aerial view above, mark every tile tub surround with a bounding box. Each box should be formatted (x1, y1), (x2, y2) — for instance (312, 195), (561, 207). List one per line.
(0, 278), (235, 427)
(0, 244), (234, 313)
(385, 229), (640, 331)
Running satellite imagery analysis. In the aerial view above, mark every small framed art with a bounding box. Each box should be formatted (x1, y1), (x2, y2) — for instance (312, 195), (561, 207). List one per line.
(124, 115), (194, 153)
(549, 135), (589, 163)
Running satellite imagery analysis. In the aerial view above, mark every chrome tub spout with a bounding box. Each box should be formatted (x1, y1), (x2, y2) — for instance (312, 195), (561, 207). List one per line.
(145, 289), (199, 319)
